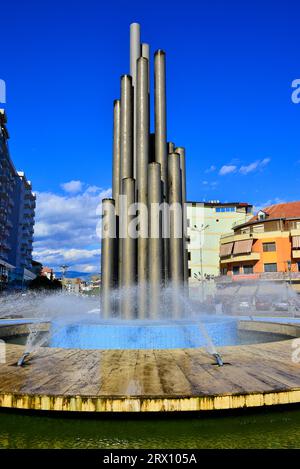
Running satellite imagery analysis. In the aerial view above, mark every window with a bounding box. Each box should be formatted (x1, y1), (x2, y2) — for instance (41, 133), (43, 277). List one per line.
(188, 268), (192, 278)
(258, 210), (266, 220)
(188, 251), (191, 261)
(263, 242), (276, 252)
(216, 207), (235, 213)
(187, 218), (190, 227)
(298, 262), (300, 272)
(233, 266), (240, 275)
(243, 265), (254, 274)
(264, 263), (277, 273)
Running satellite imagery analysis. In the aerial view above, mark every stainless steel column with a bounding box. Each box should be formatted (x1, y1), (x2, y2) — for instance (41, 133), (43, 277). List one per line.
(148, 163), (163, 319)
(112, 99), (121, 215)
(120, 75), (134, 184)
(175, 147), (188, 286)
(168, 153), (184, 318)
(120, 177), (136, 319)
(154, 50), (168, 284)
(168, 142), (175, 154)
(141, 43), (150, 91)
(130, 23), (141, 87)
(130, 23), (141, 181)
(101, 198), (117, 319)
(136, 56), (149, 318)
(154, 50), (167, 196)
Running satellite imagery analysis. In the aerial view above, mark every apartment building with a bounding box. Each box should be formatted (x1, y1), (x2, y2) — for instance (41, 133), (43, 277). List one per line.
(0, 109), (35, 289)
(186, 201), (253, 282)
(219, 201), (300, 277)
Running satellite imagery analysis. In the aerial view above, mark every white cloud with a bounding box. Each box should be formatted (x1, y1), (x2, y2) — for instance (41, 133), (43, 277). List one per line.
(239, 158), (271, 175)
(61, 180), (83, 193)
(219, 165), (237, 176)
(218, 158), (271, 176)
(205, 165), (216, 173)
(239, 161), (260, 175)
(33, 184), (111, 272)
(202, 180), (218, 188)
(253, 197), (286, 213)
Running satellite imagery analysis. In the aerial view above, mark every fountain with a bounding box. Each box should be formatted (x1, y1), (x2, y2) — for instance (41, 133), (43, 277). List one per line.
(1, 23), (300, 414)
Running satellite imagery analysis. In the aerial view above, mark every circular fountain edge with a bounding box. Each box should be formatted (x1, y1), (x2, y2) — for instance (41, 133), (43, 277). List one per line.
(0, 320), (300, 413)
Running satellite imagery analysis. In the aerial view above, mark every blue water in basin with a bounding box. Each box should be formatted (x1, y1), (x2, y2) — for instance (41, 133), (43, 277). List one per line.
(49, 317), (239, 350)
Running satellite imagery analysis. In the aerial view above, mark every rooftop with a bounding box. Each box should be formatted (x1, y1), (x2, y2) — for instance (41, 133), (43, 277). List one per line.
(250, 201), (300, 222)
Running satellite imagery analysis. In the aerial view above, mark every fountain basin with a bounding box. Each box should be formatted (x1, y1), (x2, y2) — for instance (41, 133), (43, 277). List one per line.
(49, 317), (239, 350)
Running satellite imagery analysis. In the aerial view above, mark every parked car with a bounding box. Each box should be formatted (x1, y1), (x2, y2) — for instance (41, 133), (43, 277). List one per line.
(255, 296), (272, 311)
(232, 297), (253, 314)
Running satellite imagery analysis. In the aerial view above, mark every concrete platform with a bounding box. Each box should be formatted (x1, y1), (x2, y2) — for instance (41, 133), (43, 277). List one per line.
(0, 320), (300, 412)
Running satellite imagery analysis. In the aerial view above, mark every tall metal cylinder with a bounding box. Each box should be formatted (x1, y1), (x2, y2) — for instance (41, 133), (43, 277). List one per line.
(148, 163), (163, 319)
(136, 56), (149, 318)
(168, 153), (184, 317)
(175, 147), (188, 285)
(120, 75), (133, 185)
(141, 43), (150, 92)
(130, 23), (141, 182)
(120, 177), (136, 319)
(101, 198), (117, 319)
(168, 142), (175, 154)
(130, 23), (141, 87)
(154, 50), (168, 285)
(112, 100), (121, 215)
(154, 50), (167, 196)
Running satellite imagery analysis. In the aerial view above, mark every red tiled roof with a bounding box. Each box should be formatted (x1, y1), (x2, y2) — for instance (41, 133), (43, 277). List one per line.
(250, 201), (300, 222)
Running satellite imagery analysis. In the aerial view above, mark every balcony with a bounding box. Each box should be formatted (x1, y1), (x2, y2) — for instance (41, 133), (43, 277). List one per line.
(216, 272), (300, 284)
(0, 241), (11, 251)
(220, 252), (261, 265)
(220, 232), (258, 244)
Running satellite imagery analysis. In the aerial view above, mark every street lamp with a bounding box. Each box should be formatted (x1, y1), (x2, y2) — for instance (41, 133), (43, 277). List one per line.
(60, 264), (69, 280)
(191, 224), (209, 301)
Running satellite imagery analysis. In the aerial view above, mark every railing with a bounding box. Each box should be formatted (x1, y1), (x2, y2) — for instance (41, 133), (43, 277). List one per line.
(216, 272), (300, 282)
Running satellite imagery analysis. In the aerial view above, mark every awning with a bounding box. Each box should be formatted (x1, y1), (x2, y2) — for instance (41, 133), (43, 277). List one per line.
(220, 242), (233, 257)
(292, 236), (300, 249)
(233, 239), (253, 255)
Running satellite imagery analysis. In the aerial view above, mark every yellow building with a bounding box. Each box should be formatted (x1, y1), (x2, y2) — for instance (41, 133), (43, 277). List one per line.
(187, 201), (253, 282)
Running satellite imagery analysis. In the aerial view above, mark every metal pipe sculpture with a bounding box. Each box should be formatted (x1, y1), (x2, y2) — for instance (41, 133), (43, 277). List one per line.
(101, 23), (188, 319)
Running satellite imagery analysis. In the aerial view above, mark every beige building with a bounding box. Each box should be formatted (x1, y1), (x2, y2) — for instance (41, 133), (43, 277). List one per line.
(62, 278), (81, 294)
(186, 201), (253, 284)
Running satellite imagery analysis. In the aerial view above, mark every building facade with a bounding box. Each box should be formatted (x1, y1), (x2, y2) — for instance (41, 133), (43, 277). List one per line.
(62, 278), (82, 294)
(0, 109), (35, 289)
(219, 202), (300, 277)
(186, 201), (253, 282)
(0, 110), (16, 289)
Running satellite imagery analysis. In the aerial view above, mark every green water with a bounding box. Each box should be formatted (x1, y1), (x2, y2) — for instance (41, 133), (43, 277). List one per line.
(1, 407), (300, 449)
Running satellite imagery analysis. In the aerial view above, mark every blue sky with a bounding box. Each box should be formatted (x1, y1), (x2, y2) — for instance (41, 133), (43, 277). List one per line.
(1, 0), (300, 272)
